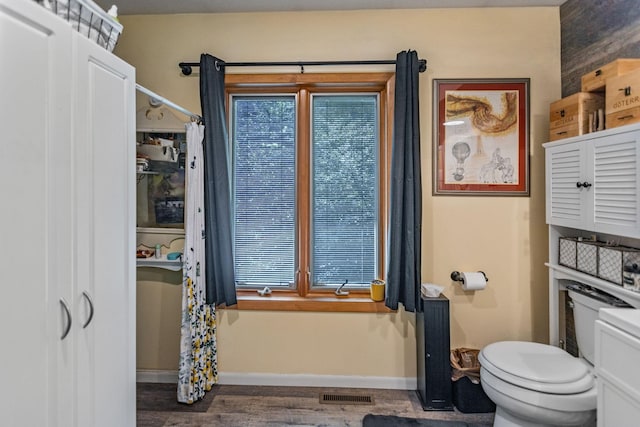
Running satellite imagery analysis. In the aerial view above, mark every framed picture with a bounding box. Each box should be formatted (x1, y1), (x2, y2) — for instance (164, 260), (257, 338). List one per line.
(136, 169), (185, 228)
(433, 78), (530, 196)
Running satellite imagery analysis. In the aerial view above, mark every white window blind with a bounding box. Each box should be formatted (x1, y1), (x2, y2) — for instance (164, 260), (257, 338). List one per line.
(311, 95), (378, 287)
(231, 96), (296, 287)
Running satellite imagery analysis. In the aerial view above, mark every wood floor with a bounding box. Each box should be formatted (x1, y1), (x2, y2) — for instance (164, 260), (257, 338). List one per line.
(137, 382), (495, 426)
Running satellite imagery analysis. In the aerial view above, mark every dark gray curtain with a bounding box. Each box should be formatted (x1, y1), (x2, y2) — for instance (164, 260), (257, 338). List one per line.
(200, 54), (237, 306)
(385, 50), (422, 312)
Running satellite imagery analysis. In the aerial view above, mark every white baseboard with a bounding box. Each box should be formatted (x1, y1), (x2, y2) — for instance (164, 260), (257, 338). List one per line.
(219, 372), (416, 390)
(137, 369), (179, 383)
(136, 369), (416, 390)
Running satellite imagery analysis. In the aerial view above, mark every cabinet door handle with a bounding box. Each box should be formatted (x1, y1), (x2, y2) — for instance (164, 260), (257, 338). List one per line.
(576, 181), (592, 189)
(60, 298), (72, 340)
(81, 291), (95, 329)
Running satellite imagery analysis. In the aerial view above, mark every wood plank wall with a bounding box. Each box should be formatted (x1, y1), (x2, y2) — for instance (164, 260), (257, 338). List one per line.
(560, 0), (640, 97)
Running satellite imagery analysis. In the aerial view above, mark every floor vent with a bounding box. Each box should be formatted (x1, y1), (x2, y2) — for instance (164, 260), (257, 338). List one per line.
(319, 393), (374, 405)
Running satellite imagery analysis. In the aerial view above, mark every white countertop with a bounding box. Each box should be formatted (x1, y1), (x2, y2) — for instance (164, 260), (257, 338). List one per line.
(599, 308), (640, 339)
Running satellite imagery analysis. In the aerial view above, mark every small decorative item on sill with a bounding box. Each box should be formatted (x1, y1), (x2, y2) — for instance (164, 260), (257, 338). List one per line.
(370, 280), (385, 302)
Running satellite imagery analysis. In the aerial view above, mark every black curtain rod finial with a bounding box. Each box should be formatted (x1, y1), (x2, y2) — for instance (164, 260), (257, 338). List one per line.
(418, 59), (427, 73)
(180, 64), (193, 76)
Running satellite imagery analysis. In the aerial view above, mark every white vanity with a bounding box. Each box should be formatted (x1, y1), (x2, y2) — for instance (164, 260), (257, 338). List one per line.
(595, 309), (640, 426)
(544, 122), (640, 423)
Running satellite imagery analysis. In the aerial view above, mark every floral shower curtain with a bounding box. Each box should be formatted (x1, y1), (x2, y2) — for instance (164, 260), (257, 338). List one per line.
(177, 121), (218, 404)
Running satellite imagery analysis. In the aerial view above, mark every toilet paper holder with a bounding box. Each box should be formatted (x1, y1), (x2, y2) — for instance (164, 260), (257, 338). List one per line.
(450, 271), (489, 284)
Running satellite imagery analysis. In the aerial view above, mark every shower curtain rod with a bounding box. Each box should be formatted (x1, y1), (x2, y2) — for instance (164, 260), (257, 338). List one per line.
(178, 58), (427, 76)
(136, 83), (202, 121)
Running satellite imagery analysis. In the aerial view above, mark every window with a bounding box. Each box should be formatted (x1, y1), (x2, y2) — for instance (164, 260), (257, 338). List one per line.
(226, 73), (394, 312)
(232, 95), (296, 288)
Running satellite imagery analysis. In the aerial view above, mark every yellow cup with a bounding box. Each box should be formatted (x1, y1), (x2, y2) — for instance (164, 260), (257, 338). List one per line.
(370, 280), (385, 302)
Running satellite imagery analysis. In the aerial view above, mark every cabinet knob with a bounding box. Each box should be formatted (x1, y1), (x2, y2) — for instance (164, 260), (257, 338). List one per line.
(576, 181), (592, 189)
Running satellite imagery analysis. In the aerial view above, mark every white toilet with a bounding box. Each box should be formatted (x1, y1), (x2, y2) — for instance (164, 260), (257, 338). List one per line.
(479, 284), (630, 427)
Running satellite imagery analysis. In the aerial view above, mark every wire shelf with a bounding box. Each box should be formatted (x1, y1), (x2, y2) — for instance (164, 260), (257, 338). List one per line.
(36, 0), (122, 52)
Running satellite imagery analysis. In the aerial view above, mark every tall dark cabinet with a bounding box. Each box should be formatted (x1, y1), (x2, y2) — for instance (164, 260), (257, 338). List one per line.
(416, 295), (453, 411)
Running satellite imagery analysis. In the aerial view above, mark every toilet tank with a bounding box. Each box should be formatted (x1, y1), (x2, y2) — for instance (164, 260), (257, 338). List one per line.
(567, 283), (630, 365)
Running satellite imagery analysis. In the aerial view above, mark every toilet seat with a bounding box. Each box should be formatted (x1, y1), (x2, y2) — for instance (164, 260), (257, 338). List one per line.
(479, 341), (594, 394)
(480, 366), (597, 414)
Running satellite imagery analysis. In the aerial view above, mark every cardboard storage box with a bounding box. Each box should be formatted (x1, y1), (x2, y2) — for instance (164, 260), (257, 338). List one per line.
(549, 92), (604, 141)
(581, 58), (640, 93)
(605, 68), (640, 129)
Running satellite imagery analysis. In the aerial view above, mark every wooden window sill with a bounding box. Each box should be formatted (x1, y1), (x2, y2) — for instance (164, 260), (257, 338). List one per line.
(225, 292), (394, 313)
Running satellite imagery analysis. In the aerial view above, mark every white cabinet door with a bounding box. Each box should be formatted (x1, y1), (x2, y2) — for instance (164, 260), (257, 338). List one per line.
(73, 32), (136, 427)
(546, 128), (640, 238)
(1, 2), (135, 426)
(591, 131), (640, 238)
(546, 141), (587, 228)
(0, 1), (73, 426)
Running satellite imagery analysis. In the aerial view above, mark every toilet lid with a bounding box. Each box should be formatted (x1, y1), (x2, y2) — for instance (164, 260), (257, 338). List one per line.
(480, 341), (594, 394)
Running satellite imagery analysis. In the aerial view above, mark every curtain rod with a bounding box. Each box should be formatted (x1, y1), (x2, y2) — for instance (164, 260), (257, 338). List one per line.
(178, 59), (427, 76)
(136, 84), (202, 121)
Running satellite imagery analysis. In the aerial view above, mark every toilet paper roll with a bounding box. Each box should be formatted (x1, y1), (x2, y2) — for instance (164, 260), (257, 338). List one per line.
(461, 272), (487, 291)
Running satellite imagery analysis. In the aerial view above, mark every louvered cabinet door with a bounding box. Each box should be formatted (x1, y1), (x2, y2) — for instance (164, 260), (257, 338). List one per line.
(546, 141), (588, 229)
(591, 131), (640, 238)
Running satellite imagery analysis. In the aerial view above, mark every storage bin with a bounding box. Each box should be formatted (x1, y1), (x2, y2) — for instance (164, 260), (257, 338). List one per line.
(37, 0), (122, 52)
(549, 93), (604, 141)
(581, 58), (640, 93)
(576, 240), (601, 276)
(452, 376), (496, 414)
(605, 68), (640, 129)
(597, 245), (640, 285)
(450, 347), (495, 413)
(559, 237), (579, 269)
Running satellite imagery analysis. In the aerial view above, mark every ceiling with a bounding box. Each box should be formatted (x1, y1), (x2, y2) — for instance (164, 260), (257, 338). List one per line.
(97, 0), (566, 15)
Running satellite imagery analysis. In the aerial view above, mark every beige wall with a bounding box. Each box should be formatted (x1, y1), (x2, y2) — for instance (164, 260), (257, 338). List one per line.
(119, 7), (560, 379)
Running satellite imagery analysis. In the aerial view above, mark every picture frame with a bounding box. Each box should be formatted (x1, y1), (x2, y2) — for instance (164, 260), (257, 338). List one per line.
(432, 78), (530, 196)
